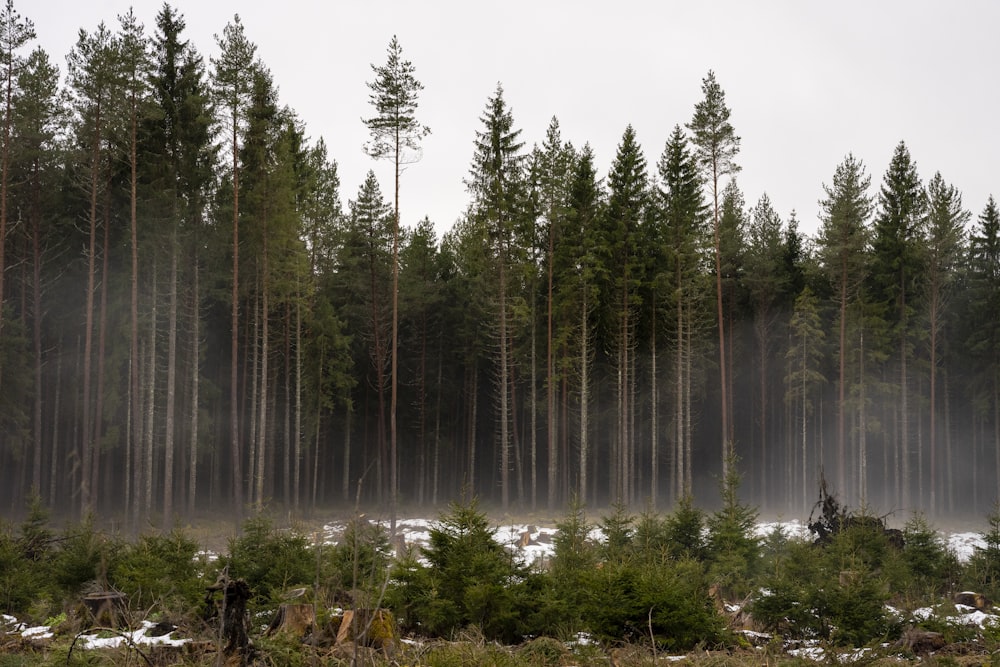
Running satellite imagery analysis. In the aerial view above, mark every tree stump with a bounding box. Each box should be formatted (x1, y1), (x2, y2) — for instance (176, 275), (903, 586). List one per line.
(82, 591), (127, 628)
(897, 628), (946, 654)
(204, 576), (251, 660)
(336, 608), (396, 652)
(266, 603), (315, 637)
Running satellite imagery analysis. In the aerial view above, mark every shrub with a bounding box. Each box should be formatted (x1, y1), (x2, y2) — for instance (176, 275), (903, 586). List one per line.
(663, 493), (707, 561)
(580, 557), (724, 651)
(109, 529), (208, 614)
(706, 455), (760, 600)
(546, 498), (599, 632)
(598, 502), (634, 565)
(324, 516), (392, 605)
(900, 513), (959, 600)
(0, 522), (35, 615)
(223, 514), (313, 606)
(388, 498), (534, 643)
(964, 502), (1000, 602)
(47, 516), (120, 601)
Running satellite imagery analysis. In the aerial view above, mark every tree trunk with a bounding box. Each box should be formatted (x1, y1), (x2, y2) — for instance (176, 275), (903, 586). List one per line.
(164, 218), (178, 530)
(230, 118), (243, 517)
(92, 182), (112, 511)
(80, 98), (102, 517)
(294, 300), (302, 512)
(189, 255), (200, 516)
(256, 232), (270, 513)
(579, 285), (589, 502)
(30, 159), (43, 496)
(144, 260), (158, 519)
(283, 303), (291, 510)
(650, 300), (658, 507)
(499, 256), (510, 510)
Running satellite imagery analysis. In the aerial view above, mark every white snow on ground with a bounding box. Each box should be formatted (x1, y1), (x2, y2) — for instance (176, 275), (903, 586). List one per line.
(321, 517), (989, 568)
(948, 532), (985, 562)
(73, 620), (189, 650)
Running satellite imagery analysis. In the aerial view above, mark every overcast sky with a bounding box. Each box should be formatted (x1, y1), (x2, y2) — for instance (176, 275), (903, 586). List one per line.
(32, 0), (1000, 241)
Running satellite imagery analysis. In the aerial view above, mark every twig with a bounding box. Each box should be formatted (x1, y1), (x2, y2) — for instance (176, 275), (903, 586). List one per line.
(648, 606), (657, 662)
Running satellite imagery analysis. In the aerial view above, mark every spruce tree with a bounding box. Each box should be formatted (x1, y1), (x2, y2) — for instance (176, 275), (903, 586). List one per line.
(966, 198), (1000, 504)
(602, 124), (649, 505)
(657, 126), (708, 498)
(560, 144), (602, 504)
(869, 141), (925, 510)
(922, 172), (967, 515)
(465, 83), (526, 510)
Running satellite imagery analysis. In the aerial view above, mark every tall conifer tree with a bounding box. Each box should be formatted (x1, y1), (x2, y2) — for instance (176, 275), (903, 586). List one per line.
(687, 70), (740, 473)
(363, 36), (429, 526)
(211, 15), (256, 514)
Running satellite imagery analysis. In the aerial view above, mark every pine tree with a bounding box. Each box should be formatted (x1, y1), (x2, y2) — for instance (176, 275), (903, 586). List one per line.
(363, 35), (429, 528)
(12, 46), (62, 500)
(533, 117), (574, 510)
(817, 154), (872, 500)
(687, 70), (740, 470)
(66, 21), (121, 516)
(118, 7), (152, 528)
(211, 15), (256, 514)
(0, 0), (33, 351)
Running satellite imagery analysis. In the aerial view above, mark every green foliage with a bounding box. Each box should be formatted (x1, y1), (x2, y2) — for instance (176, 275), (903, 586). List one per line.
(598, 502), (634, 565)
(580, 557), (724, 650)
(0, 522), (36, 614)
(18, 496), (53, 562)
(632, 507), (670, 566)
(324, 517), (392, 605)
(663, 493), (707, 561)
(223, 514), (313, 605)
(546, 498), (598, 630)
(901, 513), (959, 600)
(964, 502), (1000, 601)
(388, 498), (533, 643)
(109, 529), (207, 613)
(706, 456), (760, 599)
(751, 520), (896, 646)
(47, 516), (119, 599)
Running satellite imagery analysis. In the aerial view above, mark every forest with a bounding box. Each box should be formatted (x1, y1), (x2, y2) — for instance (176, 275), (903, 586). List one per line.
(0, 0), (998, 530)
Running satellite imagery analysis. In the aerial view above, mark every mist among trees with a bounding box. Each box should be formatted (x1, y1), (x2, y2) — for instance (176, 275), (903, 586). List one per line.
(2, 1), (999, 527)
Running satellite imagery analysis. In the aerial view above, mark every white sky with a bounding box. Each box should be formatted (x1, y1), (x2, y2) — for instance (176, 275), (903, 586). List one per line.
(31, 0), (1000, 242)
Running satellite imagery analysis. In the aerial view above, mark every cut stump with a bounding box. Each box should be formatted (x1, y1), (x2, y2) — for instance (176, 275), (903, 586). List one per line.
(266, 603), (315, 637)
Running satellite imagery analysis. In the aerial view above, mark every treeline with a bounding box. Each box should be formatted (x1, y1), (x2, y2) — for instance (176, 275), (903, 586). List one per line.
(0, 0), (998, 526)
